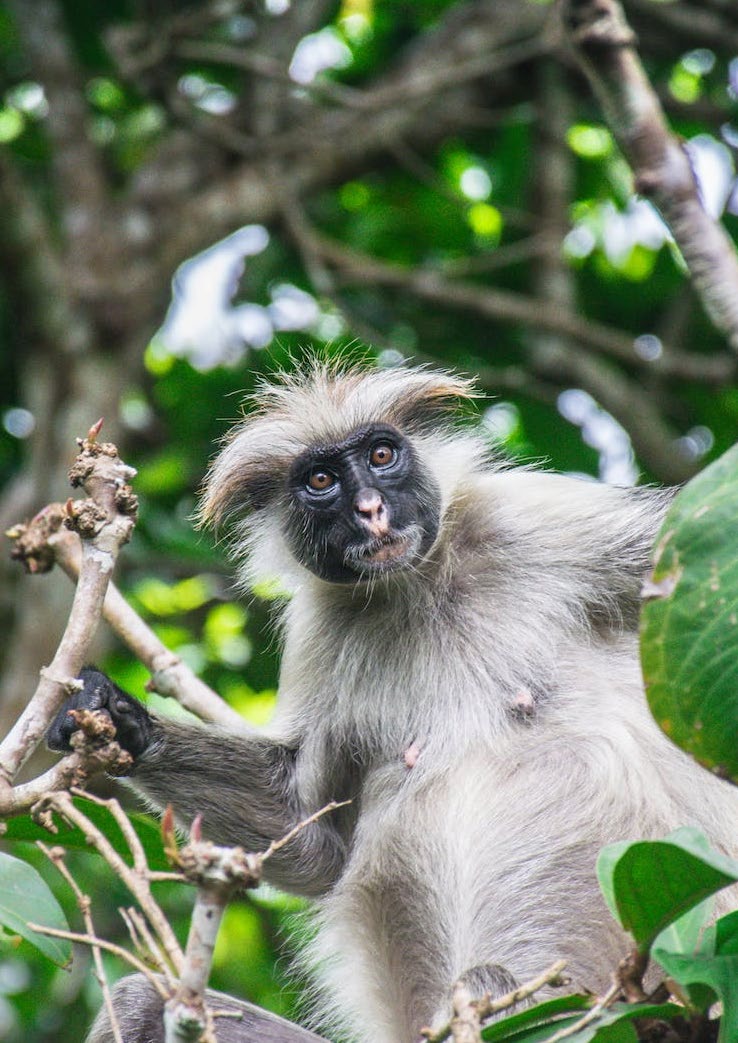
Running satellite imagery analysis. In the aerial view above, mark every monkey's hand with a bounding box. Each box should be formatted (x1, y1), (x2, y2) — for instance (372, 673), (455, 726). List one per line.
(47, 668), (154, 761)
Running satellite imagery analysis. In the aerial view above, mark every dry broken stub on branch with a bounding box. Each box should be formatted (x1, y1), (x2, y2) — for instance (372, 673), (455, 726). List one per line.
(6, 503), (66, 574)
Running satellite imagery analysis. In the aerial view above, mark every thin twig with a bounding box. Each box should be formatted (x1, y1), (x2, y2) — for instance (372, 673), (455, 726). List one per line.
(173, 40), (364, 108)
(262, 800), (351, 860)
(27, 923), (170, 1001)
(421, 959), (568, 1042)
(36, 791), (184, 975)
(119, 906), (177, 988)
(70, 786), (155, 877)
(481, 960), (569, 1019)
(37, 842), (124, 1043)
(544, 980), (620, 1042)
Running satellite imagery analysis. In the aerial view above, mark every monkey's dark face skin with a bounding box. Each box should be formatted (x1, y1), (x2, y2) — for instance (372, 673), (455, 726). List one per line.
(286, 424), (442, 583)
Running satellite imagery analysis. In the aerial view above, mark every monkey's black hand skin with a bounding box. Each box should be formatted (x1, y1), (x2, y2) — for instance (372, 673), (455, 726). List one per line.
(73, 363), (738, 1043)
(47, 668), (153, 759)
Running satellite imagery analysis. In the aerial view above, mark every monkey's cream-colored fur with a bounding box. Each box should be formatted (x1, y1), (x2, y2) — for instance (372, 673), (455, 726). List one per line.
(202, 364), (738, 1042)
(94, 363), (738, 1043)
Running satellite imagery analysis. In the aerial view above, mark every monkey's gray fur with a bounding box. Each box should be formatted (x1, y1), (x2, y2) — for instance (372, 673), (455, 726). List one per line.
(81, 362), (738, 1043)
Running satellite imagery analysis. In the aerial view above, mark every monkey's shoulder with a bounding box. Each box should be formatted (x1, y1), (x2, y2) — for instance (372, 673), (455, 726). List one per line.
(465, 467), (668, 520)
(448, 469), (671, 558)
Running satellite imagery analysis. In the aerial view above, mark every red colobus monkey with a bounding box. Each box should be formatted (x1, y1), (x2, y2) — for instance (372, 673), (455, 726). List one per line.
(50, 362), (738, 1043)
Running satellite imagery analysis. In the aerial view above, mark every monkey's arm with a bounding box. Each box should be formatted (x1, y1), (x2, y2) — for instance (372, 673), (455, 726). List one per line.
(47, 670), (347, 897)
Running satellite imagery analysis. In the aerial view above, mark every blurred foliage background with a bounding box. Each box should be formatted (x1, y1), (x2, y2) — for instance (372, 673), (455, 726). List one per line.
(0, 0), (737, 1039)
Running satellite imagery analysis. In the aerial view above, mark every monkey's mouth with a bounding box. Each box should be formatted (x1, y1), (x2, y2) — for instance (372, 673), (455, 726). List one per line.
(346, 529), (422, 573)
(363, 537), (409, 563)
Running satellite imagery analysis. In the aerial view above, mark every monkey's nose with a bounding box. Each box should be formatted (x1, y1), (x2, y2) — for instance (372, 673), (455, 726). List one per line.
(354, 488), (389, 536)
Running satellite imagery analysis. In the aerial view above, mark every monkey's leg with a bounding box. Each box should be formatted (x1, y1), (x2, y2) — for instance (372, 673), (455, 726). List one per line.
(86, 974), (327, 1043)
(456, 963), (518, 998)
(425, 963), (519, 1035)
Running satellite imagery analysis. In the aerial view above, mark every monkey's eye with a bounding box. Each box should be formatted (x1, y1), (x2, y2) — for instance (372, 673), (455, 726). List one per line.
(306, 469), (337, 493)
(369, 443), (396, 469)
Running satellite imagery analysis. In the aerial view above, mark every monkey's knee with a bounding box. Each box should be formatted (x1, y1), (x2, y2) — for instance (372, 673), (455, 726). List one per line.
(86, 973), (326, 1042)
(428, 963), (519, 1036)
(456, 962), (518, 999)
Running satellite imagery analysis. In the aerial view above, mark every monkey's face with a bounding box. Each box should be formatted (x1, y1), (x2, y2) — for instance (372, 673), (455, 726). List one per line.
(286, 424), (441, 583)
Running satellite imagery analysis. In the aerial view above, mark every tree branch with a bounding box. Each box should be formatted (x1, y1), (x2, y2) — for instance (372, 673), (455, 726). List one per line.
(0, 426), (138, 794)
(421, 959), (569, 1043)
(163, 800), (346, 1043)
(46, 525), (247, 730)
(310, 234), (734, 386)
(160, 0), (550, 265)
(563, 0), (738, 353)
(7, 0), (113, 292)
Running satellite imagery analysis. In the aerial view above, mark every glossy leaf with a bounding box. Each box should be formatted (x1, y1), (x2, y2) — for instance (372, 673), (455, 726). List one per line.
(481, 1001), (679, 1042)
(654, 910), (738, 1043)
(480, 994), (592, 1041)
(596, 827), (738, 952)
(640, 443), (738, 780)
(0, 851), (71, 967)
(3, 796), (169, 872)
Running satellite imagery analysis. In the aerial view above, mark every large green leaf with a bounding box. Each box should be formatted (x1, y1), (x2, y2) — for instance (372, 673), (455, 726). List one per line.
(0, 851), (71, 967)
(640, 443), (738, 780)
(653, 909), (738, 1043)
(3, 796), (169, 871)
(596, 827), (738, 952)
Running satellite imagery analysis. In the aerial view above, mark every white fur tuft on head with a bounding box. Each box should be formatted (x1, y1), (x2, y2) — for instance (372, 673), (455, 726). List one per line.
(199, 359), (480, 529)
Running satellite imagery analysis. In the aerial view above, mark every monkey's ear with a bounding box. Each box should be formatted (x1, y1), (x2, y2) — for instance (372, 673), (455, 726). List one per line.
(383, 369), (479, 431)
(197, 437), (287, 529)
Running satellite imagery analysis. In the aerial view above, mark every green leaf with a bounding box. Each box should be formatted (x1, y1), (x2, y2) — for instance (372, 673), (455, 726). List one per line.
(482, 1014), (585, 1043)
(596, 827), (738, 952)
(557, 1004), (680, 1043)
(653, 911), (738, 1041)
(651, 894), (713, 958)
(481, 1001), (680, 1043)
(480, 994), (592, 1041)
(640, 443), (738, 780)
(3, 796), (169, 872)
(0, 851), (71, 966)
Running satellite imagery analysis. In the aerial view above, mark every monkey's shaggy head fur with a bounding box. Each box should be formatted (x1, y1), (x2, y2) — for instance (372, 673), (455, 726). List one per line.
(198, 360), (486, 590)
(200, 360), (481, 527)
